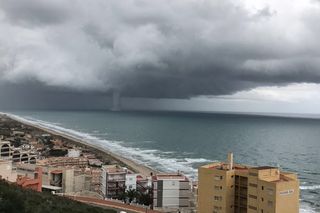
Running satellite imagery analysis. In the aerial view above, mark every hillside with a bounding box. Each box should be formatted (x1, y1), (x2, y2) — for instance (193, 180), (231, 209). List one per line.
(0, 180), (116, 213)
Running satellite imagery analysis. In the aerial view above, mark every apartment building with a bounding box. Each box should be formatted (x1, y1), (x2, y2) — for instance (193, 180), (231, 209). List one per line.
(198, 153), (299, 213)
(137, 175), (152, 193)
(100, 165), (126, 199)
(0, 159), (17, 182)
(126, 173), (137, 191)
(37, 157), (88, 168)
(152, 173), (192, 209)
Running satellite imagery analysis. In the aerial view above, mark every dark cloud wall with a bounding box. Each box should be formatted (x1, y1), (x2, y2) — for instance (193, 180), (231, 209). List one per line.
(0, 0), (320, 100)
(0, 83), (112, 110)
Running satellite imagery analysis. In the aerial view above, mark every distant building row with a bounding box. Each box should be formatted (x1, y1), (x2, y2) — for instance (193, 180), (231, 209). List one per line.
(101, 164), (193, 210)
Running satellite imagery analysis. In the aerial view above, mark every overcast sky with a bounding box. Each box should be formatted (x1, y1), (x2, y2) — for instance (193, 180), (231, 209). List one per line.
(1, 0), (320, 113)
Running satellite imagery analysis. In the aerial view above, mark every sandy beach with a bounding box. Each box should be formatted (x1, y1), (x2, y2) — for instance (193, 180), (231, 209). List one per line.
(2, 112), (157, 178)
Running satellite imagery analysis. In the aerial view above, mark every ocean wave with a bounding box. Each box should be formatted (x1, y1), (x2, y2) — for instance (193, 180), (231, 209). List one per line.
(7, 113), (211, 179)
(300, 185), (320, 190)
(300, 202), (318, 213)
(5, 112), (319, 213)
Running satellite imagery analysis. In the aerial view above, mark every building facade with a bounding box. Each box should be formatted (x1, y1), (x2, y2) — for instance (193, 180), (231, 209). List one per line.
(16, 167), (42, 192)
(0, 159), (17, 182)
(152, 173), (191, 209)
(198, 153), (300, 213)
(100, 165), (126, 199)
(125, 173), (137, 191)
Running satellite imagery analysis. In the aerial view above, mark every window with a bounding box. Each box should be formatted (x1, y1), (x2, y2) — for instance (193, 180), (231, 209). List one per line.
(249, 194), (257, 199)
(267, 188), (274, 195)
(214, 206), (222, 210)
(214, 175), (223, 180)
(261, 210), (264, 213)
(249, 172), (258, 177)
(248, 205), (257, 210)
(214, 185), (222, 190)
(262, 186), (264, 190)
(249, 183), (257, 188)
(214, 196), (222, 201)
(261, 197), (264, 202)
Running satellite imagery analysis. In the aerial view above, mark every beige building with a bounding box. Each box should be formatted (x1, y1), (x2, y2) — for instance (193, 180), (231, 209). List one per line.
(198, 153), (299, 213)
(37, 157), (88, 168)
(0, 159), (17, 182)
(100, 165), (126, 199)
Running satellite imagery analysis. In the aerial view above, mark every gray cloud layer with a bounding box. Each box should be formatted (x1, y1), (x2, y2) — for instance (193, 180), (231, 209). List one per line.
(1, 0), (320, 99)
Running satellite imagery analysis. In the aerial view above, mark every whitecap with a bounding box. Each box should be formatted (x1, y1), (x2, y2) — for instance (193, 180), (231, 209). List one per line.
(6, 113), (212, 179)
(300, 185), (320, 190)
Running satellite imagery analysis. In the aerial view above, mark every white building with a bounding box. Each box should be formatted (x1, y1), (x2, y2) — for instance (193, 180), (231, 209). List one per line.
(125, 173), (137, 191)
(101, 165), (126, 198)
(152, 173), (191, 209)
(67, 149), (81, 158)
(0, 159), (17, 182)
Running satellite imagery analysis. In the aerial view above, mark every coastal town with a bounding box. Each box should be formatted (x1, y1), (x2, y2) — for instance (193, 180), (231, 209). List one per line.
(0, 113), (300, 213)
(0, 113), (196, 213)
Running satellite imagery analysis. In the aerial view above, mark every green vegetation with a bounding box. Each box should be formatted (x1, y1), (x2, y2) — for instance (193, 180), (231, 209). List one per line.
(49, 149), (68, 157)
(0, 180), (116, 213)
(119, 189), (152, 206)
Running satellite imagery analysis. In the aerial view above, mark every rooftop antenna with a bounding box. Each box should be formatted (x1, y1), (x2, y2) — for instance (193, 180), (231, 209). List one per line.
(227, 152), (234, 171)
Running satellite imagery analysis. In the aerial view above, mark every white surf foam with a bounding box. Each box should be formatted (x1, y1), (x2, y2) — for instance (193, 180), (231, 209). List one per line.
(300, 185), (320, 190)
(6, 113), (211, 179)
(300, 202), (318, 213)
(4, 112), (319, 213)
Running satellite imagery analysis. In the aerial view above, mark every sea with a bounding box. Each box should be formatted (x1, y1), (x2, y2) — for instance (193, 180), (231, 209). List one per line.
(3, 110), (320, 212)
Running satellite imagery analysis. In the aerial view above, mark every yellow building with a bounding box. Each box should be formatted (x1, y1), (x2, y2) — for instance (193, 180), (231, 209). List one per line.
(198, 153), (299, 213)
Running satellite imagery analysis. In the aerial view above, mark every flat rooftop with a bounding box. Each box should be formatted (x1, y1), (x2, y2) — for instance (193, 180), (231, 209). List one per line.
(252, 166), (278, 170)
(102, 165), (126, 174)
(205, 162), (250, 171)
(153, 173), (188, 181)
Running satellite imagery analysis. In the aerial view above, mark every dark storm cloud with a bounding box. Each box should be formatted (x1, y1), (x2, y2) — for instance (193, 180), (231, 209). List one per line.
(0, 82), (112, 110)
(0, 0), (70, 26)
(0, 0), (320, 99)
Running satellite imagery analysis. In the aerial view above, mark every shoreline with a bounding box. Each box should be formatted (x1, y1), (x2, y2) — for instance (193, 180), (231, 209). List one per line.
(2, 112), (157, 177)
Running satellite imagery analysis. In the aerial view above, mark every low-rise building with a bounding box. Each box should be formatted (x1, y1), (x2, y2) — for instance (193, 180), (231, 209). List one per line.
(125, 173), (137, 191)
(136, 175), (152, 194)
(0, 159), (17, 182)
(40, 167), (92, 194)
(101, 165), (126, 199)
(63, 168), (92, 193)
(152, 173), (192, 210)
(83, 167), (102, 193)
(37, 157), (88, 168)
(16, 167), (42, 192)
(68, 149), (81, 158)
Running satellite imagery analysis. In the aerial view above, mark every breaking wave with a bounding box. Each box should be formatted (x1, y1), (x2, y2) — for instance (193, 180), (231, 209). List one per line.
(6, 113), (211, 179)
(300, 185), (320, 190)
(4, 112), (319, 212)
